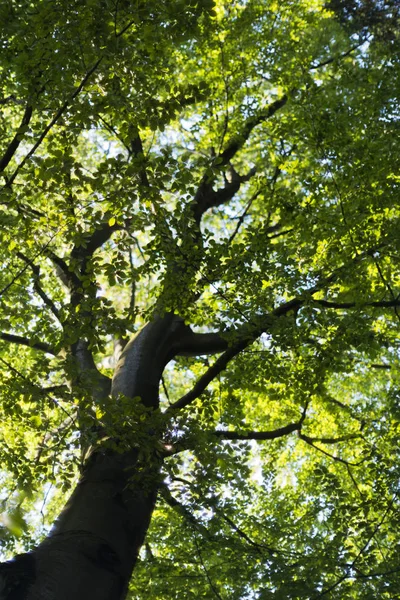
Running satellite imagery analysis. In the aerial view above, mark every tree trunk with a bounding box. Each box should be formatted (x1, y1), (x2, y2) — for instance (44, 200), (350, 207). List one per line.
(0, 314), (189, 599)
(0, 447), (160, 600)
(31, 448), (159, 600)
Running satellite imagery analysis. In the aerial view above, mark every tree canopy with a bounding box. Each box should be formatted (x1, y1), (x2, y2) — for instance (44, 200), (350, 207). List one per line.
(0, 0), (400, 598)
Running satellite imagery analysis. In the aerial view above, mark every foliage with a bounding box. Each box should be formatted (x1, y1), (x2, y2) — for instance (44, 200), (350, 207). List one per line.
(0, 0), (400, 597)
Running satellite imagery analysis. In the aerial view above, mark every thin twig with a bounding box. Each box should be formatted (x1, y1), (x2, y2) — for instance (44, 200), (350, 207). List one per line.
(16, 251), (60, 320)
(192, 530), (224, 600)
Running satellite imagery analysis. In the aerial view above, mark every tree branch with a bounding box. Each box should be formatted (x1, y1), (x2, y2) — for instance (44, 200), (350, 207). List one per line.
(170, 293), (316, 411)
(312, 496), (395, 599)
(217, 511), (263, 554)
(192, 165), (256, 225)
(227, 189), (261, 244)
(0, 357), (74, 425)
(213, 421), (301, 441)
(310, 38), (368, 70)
(0, 102), (33, 174)
(159, 484), (210, 538)
(169, 339), (249, 410)
(299, 433), (361, 444)
(71, 339), (111, 402)
(17, 252), (60, 319)
(46, 249), (79, 289)
(71, 220), (122, 261)
(299, 434), (365, 467)
(0, 95), (24, 106)
(169, 247), (377, 410)
(129, 130), (150, 187)
(315, 298), (400, 309)
(373, 256), (400, 322)
(191, 525), (224, 600)
(0, 238), (70, 299)
(173, 331), (228, 357)
(0, 332), (56, 354)
(3, 58), (102, 189)
(191, 95), (287, 225)
(220, 95), (288, 165)
(97, 114), (131, 154)
(161, 99), (287, 302)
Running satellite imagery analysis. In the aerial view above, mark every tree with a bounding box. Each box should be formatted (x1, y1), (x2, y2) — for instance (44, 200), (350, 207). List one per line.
(0, 0), (399, 597)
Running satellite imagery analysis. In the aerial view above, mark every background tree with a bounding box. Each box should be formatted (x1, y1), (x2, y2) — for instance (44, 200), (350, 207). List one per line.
(0, 0), (399, 598)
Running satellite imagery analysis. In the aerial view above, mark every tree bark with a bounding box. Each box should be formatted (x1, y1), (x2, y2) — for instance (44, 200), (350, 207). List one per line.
(0, 314), (189, 600)
(0, 447), (160, 600)
(27, 448), (160, 600)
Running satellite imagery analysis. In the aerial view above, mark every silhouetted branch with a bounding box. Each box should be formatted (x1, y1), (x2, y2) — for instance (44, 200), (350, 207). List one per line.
(220, 96), (288, 164)
(129, 130), (150, 187)
(160, 484), (210, 538)
(227, 190), (261, 244)
(315, 298), (400, 309)
(299, 433), (365, 467)
(169, 339), (249, 410)
(218, 511), (263, 554)
(0, 332), (55, 354)
(71, 339), (112, 402)
(300, 433), (361, 444)
(71, 220), (122, 262)
(0, 102), (33, 173)
(213, 421), (301, 441)
(46, 250), (79, 289)
(4, 58), (102, 189)
(310, 39), (368, 70)
(97, 114), (131, 154)
(192, 165), (256, 224)
(169, 292), (322, 410)
(17, 251), (60, 319)
(191, 96), (288, 225)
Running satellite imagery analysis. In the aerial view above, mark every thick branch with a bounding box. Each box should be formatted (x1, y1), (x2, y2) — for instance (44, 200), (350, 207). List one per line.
(46, 223), (123, 407)
(129, 130), (150, 187)
(191, 96), (287, 226)
(213, 412), (359, 447)
(71, 220), (122, 262)
(169, 339), (249, 410)
(220, 96), (288, 165)
(315, 298), (400, 309)
(173, 331), (228, 357)
(72, 339), (111, 402)
(169, 272), (346, 410)
(0, 332), (55, 354)
(213, 421), (301, 441)
(112, 314), (190, 406)
(46, 250), (79, 289)
(192, 166), (256, 224)
(162, 99), (287, 301)
(0, 102), (33, 174)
